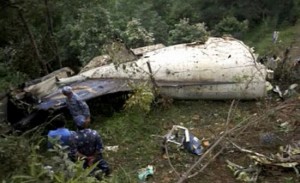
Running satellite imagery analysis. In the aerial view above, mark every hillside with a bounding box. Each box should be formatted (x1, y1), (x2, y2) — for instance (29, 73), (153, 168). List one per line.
(1, 24), (300, 183)
(92, 24), (300, 183)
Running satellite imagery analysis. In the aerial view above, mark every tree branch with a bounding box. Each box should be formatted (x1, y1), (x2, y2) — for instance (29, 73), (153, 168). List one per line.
(44, 0), (62, 68)
(9, 2), (49, 74)
(176, 100), (235, 183)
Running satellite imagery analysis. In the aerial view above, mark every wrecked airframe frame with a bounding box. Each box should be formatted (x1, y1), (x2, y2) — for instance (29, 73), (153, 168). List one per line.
(18, 37), (271, 111)
(2, 37), (272, 127)
(56, 37), (270, 101)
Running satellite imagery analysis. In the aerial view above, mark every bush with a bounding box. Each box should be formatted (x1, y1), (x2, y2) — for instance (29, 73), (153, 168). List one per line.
(122, 18), (155, 48)
(168, 18), (209, 45)
(213, 16), (248, 38)
(124, 82), (154, 113)
(0, 47), (28, 92)
(56, 5), (115, 66)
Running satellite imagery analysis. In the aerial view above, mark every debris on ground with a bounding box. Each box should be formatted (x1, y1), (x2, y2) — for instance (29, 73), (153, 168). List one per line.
(227, 142), (300, 182)
(137, 165), (155, 182)
(162, 125), (208, 155)
(272, 84), (299, 99)
(259, 132), (281, 146)
(226, 160), (261, 182)
(104, 145), (119, 152)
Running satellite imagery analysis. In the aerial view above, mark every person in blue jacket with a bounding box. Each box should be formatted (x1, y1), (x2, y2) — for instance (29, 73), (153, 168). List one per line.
(47, 117), (73, 148)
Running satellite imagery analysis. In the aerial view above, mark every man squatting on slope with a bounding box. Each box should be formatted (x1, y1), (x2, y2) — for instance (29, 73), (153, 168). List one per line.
(69, 115), (110, 176)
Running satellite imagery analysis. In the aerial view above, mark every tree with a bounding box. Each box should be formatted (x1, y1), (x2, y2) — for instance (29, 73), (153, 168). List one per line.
(4, 0), (49, 74)
(122, 18), (155, 48)
(55, 4), (116, 65)
(213, 16), (248, 38)
(44, 0), (61, 68)
(131, 2), (169, 45)
(168, 18), (209, 45)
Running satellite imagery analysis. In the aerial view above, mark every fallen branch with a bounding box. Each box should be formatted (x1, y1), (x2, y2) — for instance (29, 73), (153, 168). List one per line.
(176, 100), (235, 183)
(164, 142), (181, 178)
(173, 96), (299, 182)
(188, 147), (224, 179)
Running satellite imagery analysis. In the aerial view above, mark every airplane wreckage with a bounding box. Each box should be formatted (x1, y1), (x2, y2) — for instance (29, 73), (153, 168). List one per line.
(0, 37), (274, 130)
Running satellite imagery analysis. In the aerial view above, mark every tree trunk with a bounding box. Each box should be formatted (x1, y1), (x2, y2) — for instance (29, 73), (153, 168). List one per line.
(44, 0), (62, 68)
(16, 6), (49, 74)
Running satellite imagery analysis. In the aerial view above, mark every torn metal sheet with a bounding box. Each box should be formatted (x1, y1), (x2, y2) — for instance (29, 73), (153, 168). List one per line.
(163, 125), (203, 155)
(131, 43), (165, 56)
(37, 79), (131, 111)
(80, 55), (111, 73)
(23, 67), (74, 100)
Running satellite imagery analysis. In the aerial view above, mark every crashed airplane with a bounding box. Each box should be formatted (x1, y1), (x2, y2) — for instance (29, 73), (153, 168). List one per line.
(1, 37), (272, 129)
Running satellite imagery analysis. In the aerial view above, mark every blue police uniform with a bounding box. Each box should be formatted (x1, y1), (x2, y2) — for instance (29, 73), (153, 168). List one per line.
(66, 93), (90, 119)
(69, 128), (110, 174)
(48, 128), (73, 148)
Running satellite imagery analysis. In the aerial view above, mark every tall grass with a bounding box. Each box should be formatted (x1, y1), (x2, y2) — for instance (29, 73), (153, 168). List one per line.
(244, 21), (300, 56)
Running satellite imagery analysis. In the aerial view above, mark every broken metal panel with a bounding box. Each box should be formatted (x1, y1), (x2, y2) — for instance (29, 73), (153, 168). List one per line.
(80, 55), (111, 73)
(164, 125), (203, 155)
(24, 67), (75, 100)
(24, 77), (59, 100)
(103, 41), (137, 64)
(25, 67), (74, 86)
(131, 43), (165, 56)
(37, 79), (131, 111)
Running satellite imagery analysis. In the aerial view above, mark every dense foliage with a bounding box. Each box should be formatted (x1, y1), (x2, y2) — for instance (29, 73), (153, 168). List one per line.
(1, 0), (299, 90)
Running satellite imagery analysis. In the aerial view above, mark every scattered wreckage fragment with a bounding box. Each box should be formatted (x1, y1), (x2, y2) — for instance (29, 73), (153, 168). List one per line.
(227, 160), (261, 182)
(137, 165), (155, 182)
(162, 125), (208, 156)
(272, 83), (299, 99)
(227, 142), (300, 182)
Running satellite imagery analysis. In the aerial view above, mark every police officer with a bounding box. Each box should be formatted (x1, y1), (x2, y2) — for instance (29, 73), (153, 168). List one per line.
(62, 86), (91, 127)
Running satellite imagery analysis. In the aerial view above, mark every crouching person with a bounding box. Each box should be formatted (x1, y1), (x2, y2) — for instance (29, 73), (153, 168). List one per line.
(69, 115), (110, 177)
(48, 116), (73, 148)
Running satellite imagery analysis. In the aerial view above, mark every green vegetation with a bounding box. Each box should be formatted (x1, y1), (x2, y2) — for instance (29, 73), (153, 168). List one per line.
(0, 100), (240, 182)
(1, 0), (300, 92)
(1, 1), (300, 182)
(244, 22), (300, 55)
(3, 98), (299, 182)
(213, 16), (248, 38)
(168, 18), (209, 45)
